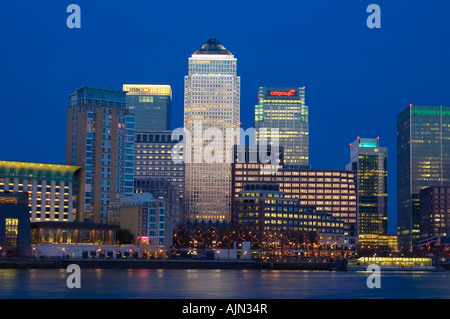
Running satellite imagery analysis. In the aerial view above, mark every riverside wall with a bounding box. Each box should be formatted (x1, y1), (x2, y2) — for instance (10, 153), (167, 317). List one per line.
(0, 258), (347, 271)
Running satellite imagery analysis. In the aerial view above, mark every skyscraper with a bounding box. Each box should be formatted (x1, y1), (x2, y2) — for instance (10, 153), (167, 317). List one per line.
(183, 37), (240, 222)
(255, 87), (309, 168)
(346, 137), (388, 249)
(397, 104), (450, 250)
(66, 87), (135, 224)
(122, 85), (172, 132)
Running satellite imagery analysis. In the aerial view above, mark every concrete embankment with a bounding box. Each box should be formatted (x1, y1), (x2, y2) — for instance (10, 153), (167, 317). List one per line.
(0, 258), (347, 271)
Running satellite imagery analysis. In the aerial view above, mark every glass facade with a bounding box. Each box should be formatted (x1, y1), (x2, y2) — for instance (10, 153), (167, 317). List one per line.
(346, 137), (388, 248)
(184, 37), (240, 222)
(419, 186), (450, 239)
(123, 85), (172, 132)
(397, 105), (450, 250)
(31, 223), (116, 245)
(255, 87), (309, 167)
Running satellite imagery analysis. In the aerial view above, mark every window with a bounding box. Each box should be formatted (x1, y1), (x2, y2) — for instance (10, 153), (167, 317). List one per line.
(5, 218), (19, 247)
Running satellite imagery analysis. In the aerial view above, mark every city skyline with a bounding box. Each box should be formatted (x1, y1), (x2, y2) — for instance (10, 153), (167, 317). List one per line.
(2, 1), (450, 235)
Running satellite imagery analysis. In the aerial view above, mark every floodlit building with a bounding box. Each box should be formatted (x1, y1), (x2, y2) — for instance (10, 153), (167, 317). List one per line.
(0, 160), (81, 222)
(184, 37), (240, 223)
(232, 146), (358, 247)
(233, 182), (345, 246)
(255, 87), (309, 168)
(134, 131), (185, 228)
(123, 84), (172, 132)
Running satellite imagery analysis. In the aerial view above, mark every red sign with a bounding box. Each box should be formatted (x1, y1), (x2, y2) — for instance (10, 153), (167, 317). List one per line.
(138, 236), (149, 245)
(269, 89), (297, 97)
(142, 88), (150, 93)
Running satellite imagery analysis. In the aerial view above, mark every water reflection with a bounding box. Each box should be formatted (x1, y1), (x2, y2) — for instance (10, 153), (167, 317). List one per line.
(0, 269), (449, 299)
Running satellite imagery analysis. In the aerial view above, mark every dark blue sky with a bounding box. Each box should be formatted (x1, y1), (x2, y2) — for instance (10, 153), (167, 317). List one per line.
(1, 1), (449, 234)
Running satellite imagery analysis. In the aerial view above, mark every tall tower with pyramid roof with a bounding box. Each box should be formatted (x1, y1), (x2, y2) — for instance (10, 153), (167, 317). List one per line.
(183, 37), (240, 223)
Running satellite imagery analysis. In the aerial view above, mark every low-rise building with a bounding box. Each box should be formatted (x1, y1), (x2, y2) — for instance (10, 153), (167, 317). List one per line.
(233, 182), (345, 246)
(0, 192), (31, 257)
(32, 243), (138, 259)
(214, 242), (256, 261)
(107, 192), (173, 258)
(232, 146), (358, 247)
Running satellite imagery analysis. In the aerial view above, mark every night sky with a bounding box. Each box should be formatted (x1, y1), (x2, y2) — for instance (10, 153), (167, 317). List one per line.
(1, 1), (449, 234)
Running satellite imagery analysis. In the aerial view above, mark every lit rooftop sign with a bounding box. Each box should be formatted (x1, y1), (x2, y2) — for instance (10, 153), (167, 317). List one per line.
(268, 89), (297, 97)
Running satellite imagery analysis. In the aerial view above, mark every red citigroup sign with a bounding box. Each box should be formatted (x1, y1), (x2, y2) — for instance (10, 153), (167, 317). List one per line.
(268, 89), (297, 97)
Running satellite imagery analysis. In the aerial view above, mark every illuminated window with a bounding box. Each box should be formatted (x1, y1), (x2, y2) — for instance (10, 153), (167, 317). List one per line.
(5, 218), (19, 248)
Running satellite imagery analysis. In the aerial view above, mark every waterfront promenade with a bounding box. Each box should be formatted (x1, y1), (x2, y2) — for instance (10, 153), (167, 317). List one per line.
(0, 257), (346, 271)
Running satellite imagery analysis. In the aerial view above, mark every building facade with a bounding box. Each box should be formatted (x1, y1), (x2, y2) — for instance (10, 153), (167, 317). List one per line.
(123, 84), (172, 132)
(134, 131), (185, 228)
(183, 37), (240, 223)
(397, 105), (450, 250)
(231, 147), (358, 247)
(419, 186), (450, 239)
(255, 87), (309, 168)
(107, 192), (172, 256)
(346, 137), (388, 248)
(0, 192), (32, 257)
(66, 87), (135, 224)
(0, 160), (81, 222)
(233, 182), (345, 246)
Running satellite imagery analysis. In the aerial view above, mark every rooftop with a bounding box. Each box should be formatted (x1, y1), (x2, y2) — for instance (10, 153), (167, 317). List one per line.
(193, 37), (232, 55)
(0, 160), (81, 181)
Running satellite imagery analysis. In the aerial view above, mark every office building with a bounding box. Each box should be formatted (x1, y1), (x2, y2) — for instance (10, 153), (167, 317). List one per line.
(134, 131), (185, 228)
(0, 160), (81, 222)
(397, 105), (450, 250)
(232, 146), (358, 246)
(66, 86), (135, 224)
(419, 186), (450, 239)
(0, 192), (32, 257)
(184, 37), (240, 222)
(233, 182), (345, 246)
(255, 87), (309, 168)
(346, 137), (388, 249)
(123, 85), (172, 132)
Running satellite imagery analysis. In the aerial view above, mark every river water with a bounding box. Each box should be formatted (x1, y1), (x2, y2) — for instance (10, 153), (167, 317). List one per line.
(0, 268), (449, 299)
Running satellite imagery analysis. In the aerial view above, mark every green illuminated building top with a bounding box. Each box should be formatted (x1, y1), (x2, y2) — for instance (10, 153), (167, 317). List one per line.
(397, 104), (450, 251)
(0, 161), (81, 182)
(346, 137), (388, 248)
